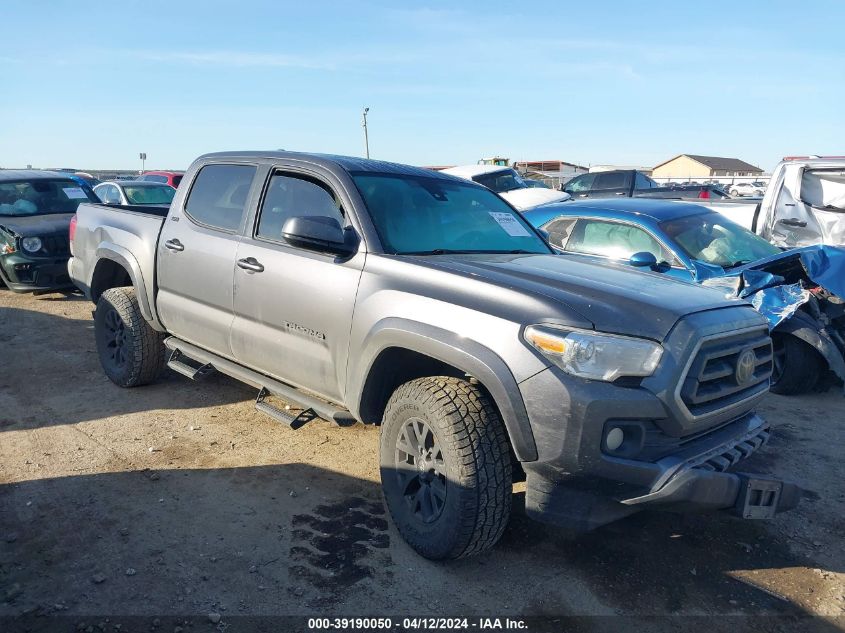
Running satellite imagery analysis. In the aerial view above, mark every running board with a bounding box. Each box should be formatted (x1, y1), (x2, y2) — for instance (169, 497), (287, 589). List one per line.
(164, 337), (358, 428)
(255, 388), (318, 429)
(167, 348), (215, 380)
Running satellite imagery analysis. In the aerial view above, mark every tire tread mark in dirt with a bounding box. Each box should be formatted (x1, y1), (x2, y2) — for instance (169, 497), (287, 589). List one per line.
(289, 497), (390, 604)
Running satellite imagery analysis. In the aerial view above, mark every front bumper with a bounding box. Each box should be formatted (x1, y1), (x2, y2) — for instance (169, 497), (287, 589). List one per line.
(518, 365), (801, 531)
(0, 253), (74, 293)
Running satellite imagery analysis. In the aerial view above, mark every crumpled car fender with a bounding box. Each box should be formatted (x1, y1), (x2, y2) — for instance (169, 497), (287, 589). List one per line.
(773, 310), (845, 382)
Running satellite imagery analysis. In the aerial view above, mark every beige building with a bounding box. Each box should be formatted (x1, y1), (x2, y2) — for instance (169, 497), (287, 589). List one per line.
(652, 154), (763, 180)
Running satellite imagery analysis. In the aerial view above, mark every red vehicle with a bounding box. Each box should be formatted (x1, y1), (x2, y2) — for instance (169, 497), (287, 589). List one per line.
(138, 170), (184, 189)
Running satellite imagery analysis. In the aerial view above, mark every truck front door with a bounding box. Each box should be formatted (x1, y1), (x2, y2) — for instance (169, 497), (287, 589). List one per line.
(229, 168), (364, 403)
(156, 163), (258, 357)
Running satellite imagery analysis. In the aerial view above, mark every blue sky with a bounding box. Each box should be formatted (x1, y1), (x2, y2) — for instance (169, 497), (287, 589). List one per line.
(1, 0), (843, 171)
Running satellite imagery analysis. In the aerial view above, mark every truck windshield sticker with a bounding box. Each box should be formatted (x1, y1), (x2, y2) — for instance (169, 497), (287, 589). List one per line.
(488, 211), (531, 237)
(62, 187), (88, 200)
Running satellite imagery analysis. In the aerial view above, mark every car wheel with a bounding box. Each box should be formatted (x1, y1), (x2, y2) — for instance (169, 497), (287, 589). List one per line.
(770, 335), (822, 395)
(380, 376), (512, 559)
(730, 188), (739, 196)
(95, 287), (166, 387)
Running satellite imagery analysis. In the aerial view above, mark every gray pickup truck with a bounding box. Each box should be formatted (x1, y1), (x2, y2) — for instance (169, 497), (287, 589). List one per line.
(69, 151), (800, 559)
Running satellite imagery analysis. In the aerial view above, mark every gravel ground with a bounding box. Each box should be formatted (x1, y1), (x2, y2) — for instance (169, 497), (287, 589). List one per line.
(0, 289), (843, 631)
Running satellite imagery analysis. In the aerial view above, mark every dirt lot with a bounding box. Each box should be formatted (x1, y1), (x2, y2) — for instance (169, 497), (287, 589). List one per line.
(1, 289), (844, 631)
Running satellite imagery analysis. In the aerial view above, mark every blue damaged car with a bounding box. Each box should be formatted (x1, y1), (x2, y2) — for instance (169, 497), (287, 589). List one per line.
(524, 198), (845, 395)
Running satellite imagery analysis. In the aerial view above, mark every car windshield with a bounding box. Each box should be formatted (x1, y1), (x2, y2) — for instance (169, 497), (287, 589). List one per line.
(352, 173), (551, 255)
(661, 212), (781, 268)
(472, 168), (528, 193)
(0, 178), (99, 216)
(123, 185), (176, 205)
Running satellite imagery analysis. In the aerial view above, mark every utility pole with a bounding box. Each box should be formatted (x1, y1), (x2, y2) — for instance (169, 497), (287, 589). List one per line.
(362, 108), (370, 159)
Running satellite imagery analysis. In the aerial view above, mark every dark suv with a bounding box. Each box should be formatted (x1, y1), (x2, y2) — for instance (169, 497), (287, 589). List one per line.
(0, 170), (99, 293)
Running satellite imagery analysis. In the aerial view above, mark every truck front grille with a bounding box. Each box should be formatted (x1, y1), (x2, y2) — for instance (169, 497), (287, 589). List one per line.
(42, 235), (70, 256)
(679, 329), (772, 418)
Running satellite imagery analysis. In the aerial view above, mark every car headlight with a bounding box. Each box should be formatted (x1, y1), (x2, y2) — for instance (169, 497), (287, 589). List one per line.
(524, 325), (663, 381)
(21, 237), (42, 253)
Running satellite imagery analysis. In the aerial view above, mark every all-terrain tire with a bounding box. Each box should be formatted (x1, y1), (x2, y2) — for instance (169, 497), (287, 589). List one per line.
(770, 334), (822, 395)
(379, 376), (512, 560)
(95, 287), (166, 387)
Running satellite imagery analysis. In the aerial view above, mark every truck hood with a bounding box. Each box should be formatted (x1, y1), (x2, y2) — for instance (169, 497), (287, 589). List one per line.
(407, 254), (743, 341)
(0, 213), (74, 238)
(500, 188), (571, 211)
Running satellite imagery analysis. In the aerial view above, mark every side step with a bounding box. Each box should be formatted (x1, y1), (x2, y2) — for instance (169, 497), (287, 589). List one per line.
(167, 348), (215, 380)
(255, 388), (318, 430)
(164, 337), (358, 428)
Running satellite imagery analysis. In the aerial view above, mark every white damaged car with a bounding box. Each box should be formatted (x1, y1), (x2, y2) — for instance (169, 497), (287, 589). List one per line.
(441, 165), (570, 210)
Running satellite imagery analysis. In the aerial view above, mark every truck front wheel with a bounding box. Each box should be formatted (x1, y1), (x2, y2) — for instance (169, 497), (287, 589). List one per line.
(379, 376), (512, 559)
(94, 287), (166, 388)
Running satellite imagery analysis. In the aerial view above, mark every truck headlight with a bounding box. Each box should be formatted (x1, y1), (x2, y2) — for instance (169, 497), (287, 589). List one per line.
(21, 237), (42, 253)
(524, 325), (663, 382)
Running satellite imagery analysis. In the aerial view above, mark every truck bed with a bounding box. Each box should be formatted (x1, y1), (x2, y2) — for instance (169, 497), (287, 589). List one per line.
(69, 202), (166, 318)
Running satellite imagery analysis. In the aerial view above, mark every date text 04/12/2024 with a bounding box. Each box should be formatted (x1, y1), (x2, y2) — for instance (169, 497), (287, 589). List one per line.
(307, 618), (528, 630)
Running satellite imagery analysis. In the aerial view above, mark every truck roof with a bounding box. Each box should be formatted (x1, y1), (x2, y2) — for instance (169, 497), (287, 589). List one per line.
(198, 151), (469, 183)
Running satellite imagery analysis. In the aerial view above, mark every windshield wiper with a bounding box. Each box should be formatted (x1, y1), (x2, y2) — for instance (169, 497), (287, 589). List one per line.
(724, 260), (752, 269)
(402, 249), (483, 255)
(401, 248), (538, 255)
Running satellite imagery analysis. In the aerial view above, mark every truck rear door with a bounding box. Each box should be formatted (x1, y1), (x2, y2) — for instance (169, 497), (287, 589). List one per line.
(155, 163), (258, 357)
(229, 166), (364, 403)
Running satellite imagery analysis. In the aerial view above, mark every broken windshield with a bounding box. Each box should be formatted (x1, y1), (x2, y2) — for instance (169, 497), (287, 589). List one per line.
(661, 212), (781, 269)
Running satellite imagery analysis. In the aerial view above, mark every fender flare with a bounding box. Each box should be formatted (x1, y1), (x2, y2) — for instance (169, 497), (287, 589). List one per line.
(774, 311), (845, 381)
(91, 243), (164, 331)
(350, 318), (538, 462)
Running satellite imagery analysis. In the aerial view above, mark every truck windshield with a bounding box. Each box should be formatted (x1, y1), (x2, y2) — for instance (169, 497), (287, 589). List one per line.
(353, 173), (551, 255)
(661, 212), (781, 269)
(472, 169), (528, 193)
(0, 179), (99, 216)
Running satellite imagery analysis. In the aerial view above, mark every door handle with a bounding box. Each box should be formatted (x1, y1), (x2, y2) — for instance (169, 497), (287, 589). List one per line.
(778, 218), (807, 228)
(164, 239), (184, 252)
(237, 257), (265, 273)
(614, 191), (626, 195)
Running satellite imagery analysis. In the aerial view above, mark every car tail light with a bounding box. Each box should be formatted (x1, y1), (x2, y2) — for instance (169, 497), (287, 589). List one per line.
(69, 214), (77, 243)
(698, 189), (710, 199)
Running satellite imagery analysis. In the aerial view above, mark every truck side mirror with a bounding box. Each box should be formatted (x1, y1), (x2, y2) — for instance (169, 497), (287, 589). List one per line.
(281, 215), (358, 257)
(629, 251), (658, 269)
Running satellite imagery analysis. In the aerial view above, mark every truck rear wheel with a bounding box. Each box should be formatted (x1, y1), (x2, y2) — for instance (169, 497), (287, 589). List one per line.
(379, 376), (512, 559)
(771, 335), (822, 395)
(95, 287), (166, 388)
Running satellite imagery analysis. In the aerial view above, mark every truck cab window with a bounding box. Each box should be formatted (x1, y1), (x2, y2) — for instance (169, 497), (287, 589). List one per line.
(593, 171), (629, 190)
(563, 174), (595, 193)
(256, 173), (344, 241)
(635, 173), (655, 189)
(183, 164), (256, 232)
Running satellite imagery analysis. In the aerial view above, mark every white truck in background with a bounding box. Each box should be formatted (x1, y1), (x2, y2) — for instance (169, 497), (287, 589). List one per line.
(753, 156), (845, 247)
